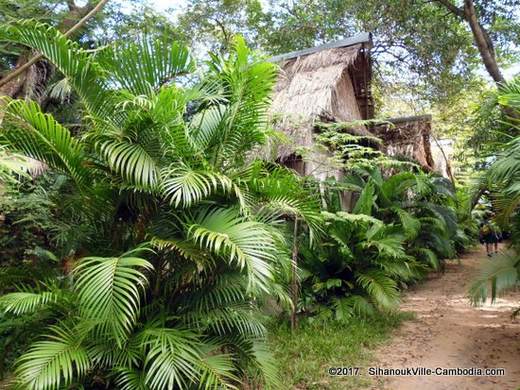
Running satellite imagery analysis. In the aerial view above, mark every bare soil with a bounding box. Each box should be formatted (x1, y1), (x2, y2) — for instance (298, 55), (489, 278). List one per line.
(371, 245), (520, 390)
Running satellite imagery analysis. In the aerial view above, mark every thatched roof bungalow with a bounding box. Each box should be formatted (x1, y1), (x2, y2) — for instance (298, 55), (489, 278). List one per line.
(269, 33), (374, 179)
(372, 115), (436, 171)
(268, 35), (449, 183)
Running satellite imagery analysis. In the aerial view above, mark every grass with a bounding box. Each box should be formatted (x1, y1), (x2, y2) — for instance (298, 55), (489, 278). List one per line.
(268, 312), (414, 389)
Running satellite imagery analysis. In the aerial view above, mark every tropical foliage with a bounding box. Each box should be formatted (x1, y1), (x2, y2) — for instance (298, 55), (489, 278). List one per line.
(0, 21), (324, 388)
(0, 10), (490, 390)
(290, 131), (474, 321)
(470, 77), (520, 306)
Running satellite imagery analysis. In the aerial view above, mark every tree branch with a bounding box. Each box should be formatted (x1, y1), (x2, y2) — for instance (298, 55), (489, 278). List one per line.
(433, 0), (465, 19)
(0, 0), (110, 89)
(66, 0), (77, 11)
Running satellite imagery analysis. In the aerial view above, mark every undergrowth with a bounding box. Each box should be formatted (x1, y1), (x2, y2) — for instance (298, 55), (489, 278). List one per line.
(268, 312), (415, 389)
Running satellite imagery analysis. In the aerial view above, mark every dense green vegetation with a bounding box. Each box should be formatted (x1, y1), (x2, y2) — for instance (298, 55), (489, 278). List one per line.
(0, 1), (519, 389)
(0, 22), (325, 388)
(470, 79), (520, 307)
(0, 22), (475, 389)
(297, 164), (472, 320)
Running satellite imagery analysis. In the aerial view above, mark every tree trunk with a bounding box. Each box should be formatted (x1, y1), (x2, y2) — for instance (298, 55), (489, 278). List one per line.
(435, 0), (519, 119)
(431, 134), (456, 185)
(462, 0), (505, 85)
(434, 0), (504, 85)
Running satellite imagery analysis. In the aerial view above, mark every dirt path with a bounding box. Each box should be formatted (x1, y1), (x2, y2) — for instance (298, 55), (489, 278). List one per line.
(371, 246), (520, 390)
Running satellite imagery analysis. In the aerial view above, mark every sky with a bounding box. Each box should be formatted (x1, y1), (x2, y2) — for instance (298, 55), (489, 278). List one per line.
(151, 0), (186, 12)
(115, 0), (185, 16)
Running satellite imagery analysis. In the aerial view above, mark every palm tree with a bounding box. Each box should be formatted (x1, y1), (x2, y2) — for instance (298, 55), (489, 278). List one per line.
(0, 21), (321, 389)
(470, 77), (520, 306)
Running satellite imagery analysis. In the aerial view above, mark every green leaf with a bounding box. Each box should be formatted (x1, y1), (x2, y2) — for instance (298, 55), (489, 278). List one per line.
(97, 138), (159, 189)
(2, 99), (90, 189)
(73, 250), (153, 346)
(381, 172), (416, 200)
(140, 327), (204, 389)
(161, 165), (236, 208)
(470, 251), (519, 305)
(98, 38), (195, 96)
(188, 208), (276, 291)
(393, 208), (421, 240)
(352, 180), (375, 215)
(0, 21), (112, 119)
(356, 270), (400, 310)
(14, 323), (91, 390)
(0, 291), (60, 315)
(332, 295), (375, 320)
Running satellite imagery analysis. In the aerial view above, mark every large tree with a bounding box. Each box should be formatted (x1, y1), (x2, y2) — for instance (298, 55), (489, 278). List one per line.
(176, 0), (519, 102)
(433, 0), (519, 86)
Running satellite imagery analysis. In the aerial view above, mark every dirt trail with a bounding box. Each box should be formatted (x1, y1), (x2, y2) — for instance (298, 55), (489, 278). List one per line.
(371, 246), (520, 390)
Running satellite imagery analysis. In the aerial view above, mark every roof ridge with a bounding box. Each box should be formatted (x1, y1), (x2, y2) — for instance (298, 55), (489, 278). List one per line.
(268, 32), (372, 63)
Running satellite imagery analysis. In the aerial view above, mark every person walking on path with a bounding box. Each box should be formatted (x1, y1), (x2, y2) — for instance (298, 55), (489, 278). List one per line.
(479, 219), (500, 256)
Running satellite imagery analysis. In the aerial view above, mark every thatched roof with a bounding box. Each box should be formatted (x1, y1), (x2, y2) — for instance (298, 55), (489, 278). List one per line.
(373, 115), (435, 170)
(269, 33), (373, 162)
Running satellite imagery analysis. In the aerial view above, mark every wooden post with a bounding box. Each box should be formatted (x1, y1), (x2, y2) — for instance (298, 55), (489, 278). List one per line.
(290, 217), (299, 331)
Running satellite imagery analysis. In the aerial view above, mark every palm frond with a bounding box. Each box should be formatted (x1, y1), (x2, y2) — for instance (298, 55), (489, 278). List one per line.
(97, 38), (195, 96)
(412, 247), (440, 270)
(139, 327), (204, 389)
(356, 270), (400, 310)
(161, 165), (237, 208)
(0, 21), (111, 119)
(185, 303), (266, 338)
(174, 273), (248, 314)
(97, 138), (159, 189)
(150, 236), (213, 267)
(332, 295), (375, 320)
(222, 336), (280, 390)
(189, 105), (226, 151)
(198, 344), (239, 390)
(204, 36), (277, 168)
(114, 368), (148, 390)
(188, 208), (276, 291)
(363, 225), (407, 259)
(256, 195), (323, 244)
(393, 207), (421, 239)
(352, 180), (376, 215)
(2, 99), (90, 189)
(14, 323), (90, 390)
(470, 250), (519, 304)
(73, 250), (153, 345)
(0, 291), (61, 315)
(381, 172), (417, 201)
